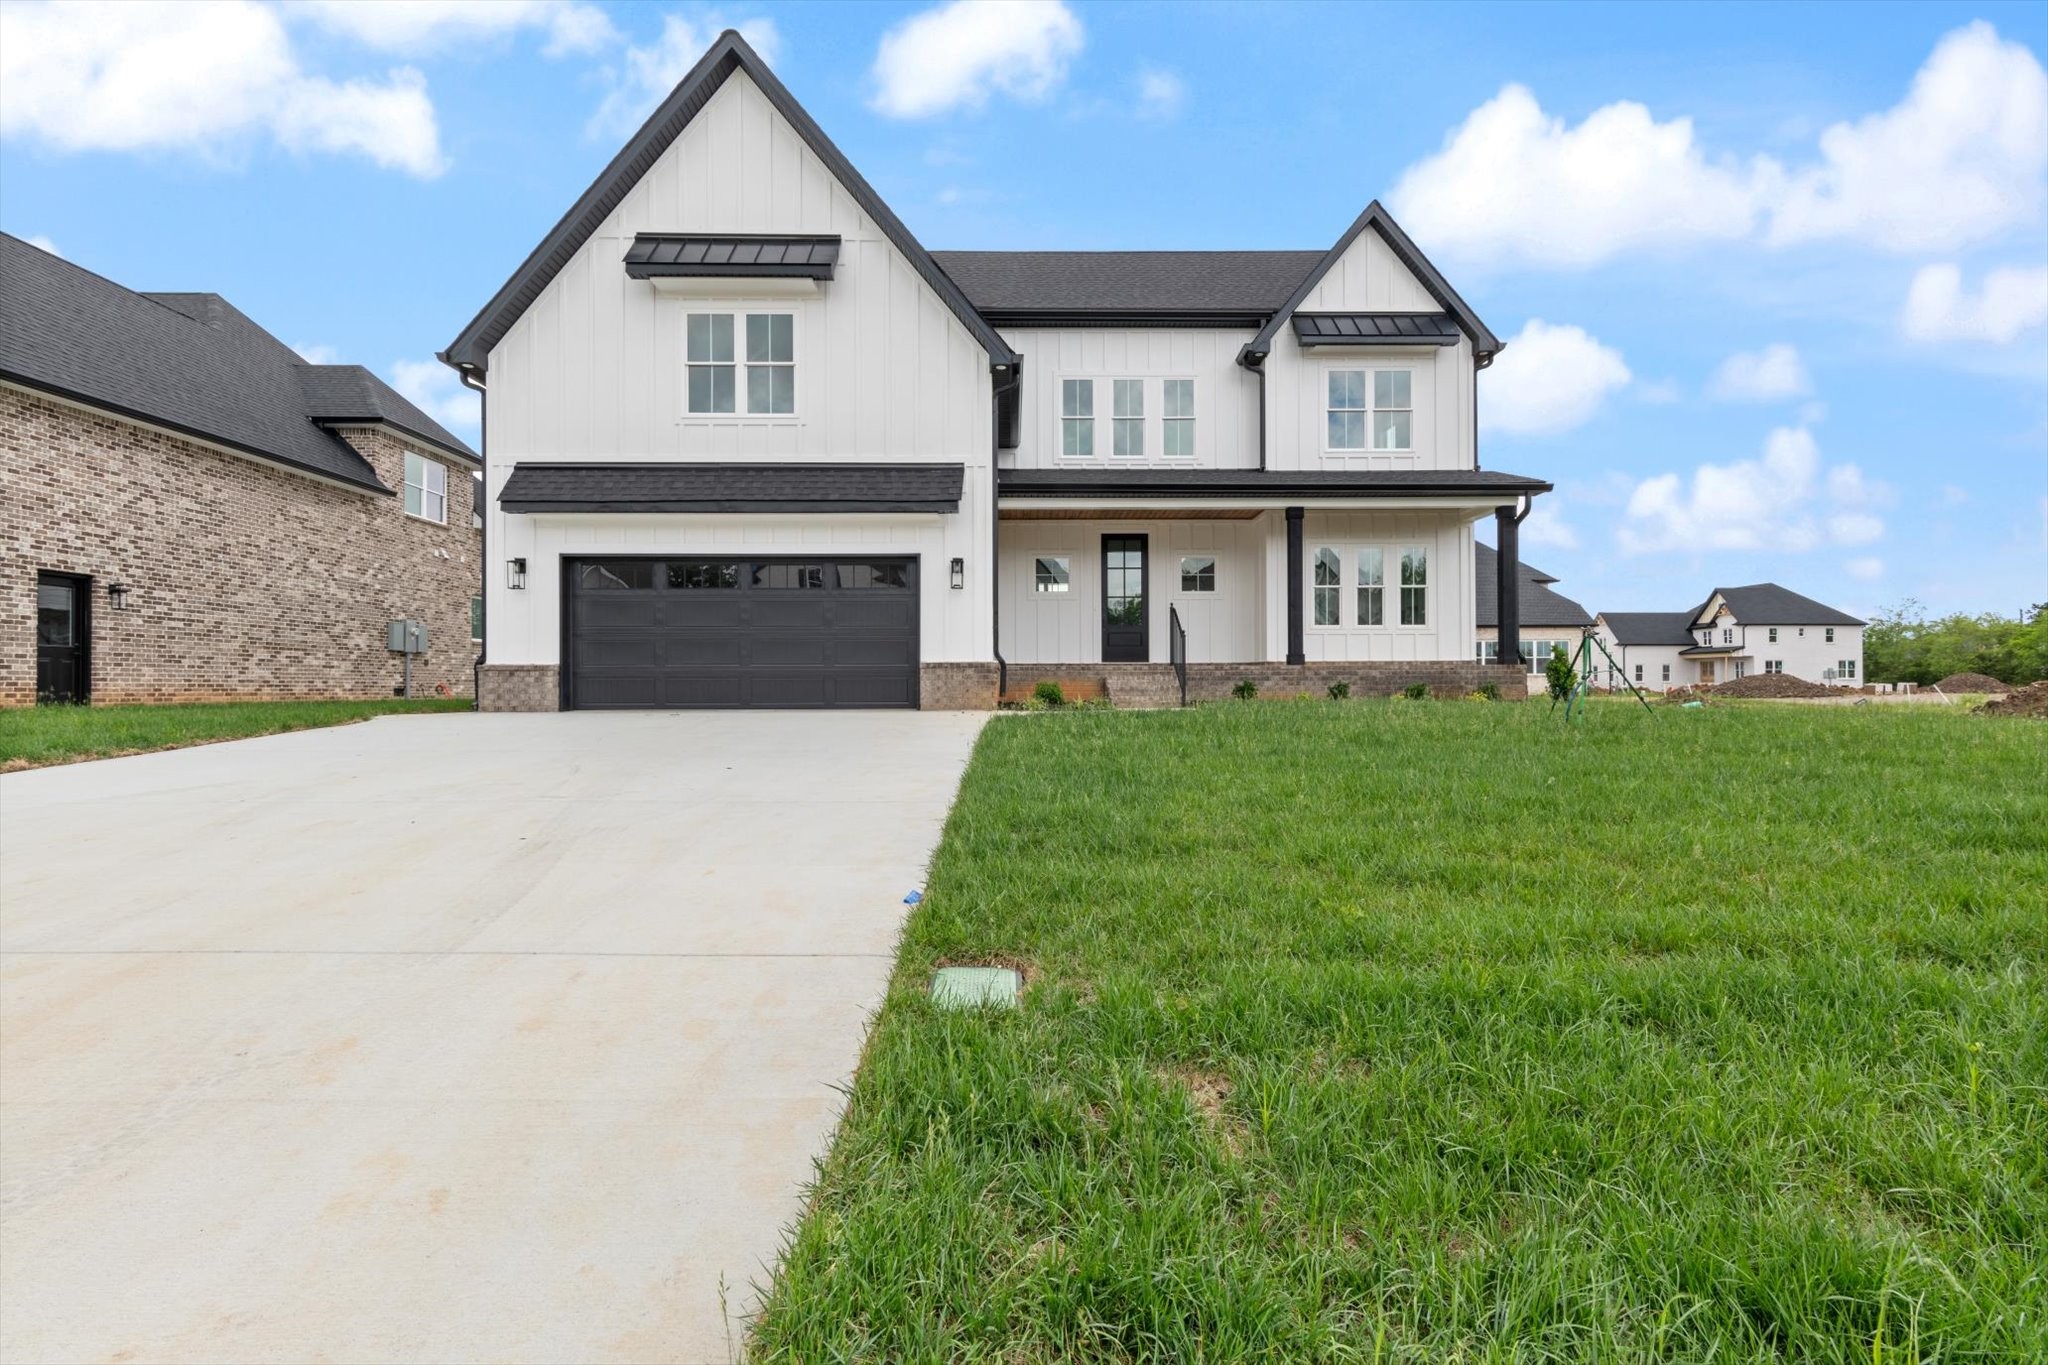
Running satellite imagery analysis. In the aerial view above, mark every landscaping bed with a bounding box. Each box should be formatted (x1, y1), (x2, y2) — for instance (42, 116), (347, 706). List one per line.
(754, 700), (2047, 1361)
(0, 698), (470, 770)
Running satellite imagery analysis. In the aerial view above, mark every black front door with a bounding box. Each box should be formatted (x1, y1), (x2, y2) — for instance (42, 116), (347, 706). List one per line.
(36, 572), (90, 704)
(1101, 535), (1148, 662)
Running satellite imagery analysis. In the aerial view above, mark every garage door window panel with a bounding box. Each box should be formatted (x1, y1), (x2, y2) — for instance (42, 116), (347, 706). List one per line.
(669, 562), (740, 589)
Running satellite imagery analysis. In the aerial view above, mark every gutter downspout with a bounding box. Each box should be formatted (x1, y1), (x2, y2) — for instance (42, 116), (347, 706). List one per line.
(1235, 340), (1267, 471)
(990, 358), (1023, 701)
(460, 367), (487, 710)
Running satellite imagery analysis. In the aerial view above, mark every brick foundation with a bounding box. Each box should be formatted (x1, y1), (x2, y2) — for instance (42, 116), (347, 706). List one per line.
(2, 389), (480, 707)
(478, 664), (561, 712)
(920, 662), (1000, 710)
(1183, 661), (1526, 700)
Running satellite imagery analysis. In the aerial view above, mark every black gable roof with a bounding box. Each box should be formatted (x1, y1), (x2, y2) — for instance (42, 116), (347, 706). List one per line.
(0, 234), (475, 491)
(1692, 583), (1866, 628)
(1600, 612), (1699, 647)
(1474, 543), (1593, 629)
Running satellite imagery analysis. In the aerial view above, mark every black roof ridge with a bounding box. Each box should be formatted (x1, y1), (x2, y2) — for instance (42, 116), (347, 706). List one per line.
(441, 30), (1016, 373)
(1242, 202), (1500, 364)
(933, 248), (1325, 256)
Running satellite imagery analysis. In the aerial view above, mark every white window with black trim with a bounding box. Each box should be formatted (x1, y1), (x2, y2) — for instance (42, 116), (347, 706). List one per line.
(687, 311), (795, 415)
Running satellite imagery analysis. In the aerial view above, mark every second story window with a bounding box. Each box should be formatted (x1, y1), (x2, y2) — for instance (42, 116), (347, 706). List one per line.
(688, 312), (794, 414)
(687, 313), (735, 413)
(1112, 380), (1144, 457)
(1768, 627), (1778, 643)
(1328, 369), (1414, 451)
(1825, 627), (1835, 643)
(1061, 379), (1094, 456)
(404, 451), (446, 523)
(1163, 379), (1194, 457)
(746, 314), (794, 413)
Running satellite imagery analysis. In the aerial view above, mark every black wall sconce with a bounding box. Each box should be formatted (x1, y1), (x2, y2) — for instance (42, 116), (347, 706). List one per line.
(507, 558), (527, 589)
(106, 582), (131, 610)
(950, 557), (964, 590)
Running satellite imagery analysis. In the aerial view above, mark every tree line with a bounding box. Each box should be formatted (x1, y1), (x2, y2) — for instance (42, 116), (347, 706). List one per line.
(1864, 601), (2048, 685)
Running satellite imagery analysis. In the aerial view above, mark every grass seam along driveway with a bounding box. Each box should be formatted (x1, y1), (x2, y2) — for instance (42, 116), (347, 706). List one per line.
(0, 698), (470, 770)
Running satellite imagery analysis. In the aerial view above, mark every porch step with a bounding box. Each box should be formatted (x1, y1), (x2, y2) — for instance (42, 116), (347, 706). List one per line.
(1104, 665), (1184, 710)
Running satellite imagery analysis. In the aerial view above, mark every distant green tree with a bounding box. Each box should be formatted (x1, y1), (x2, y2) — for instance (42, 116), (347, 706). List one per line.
(1864, 600), (2046, 685)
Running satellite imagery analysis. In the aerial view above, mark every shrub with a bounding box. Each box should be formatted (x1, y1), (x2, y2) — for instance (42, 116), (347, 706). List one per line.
(1032, 680), (1066, 708)
(1232, 679), (1258, 701)
(1403, 681), (1430, 700)
(1545, 645), (1577, 703)
(1327, 681), (1351, 700)
(1474, 681), (1501, 702)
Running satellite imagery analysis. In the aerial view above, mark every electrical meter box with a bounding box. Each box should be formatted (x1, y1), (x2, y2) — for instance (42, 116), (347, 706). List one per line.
(387, 620), (428, 654)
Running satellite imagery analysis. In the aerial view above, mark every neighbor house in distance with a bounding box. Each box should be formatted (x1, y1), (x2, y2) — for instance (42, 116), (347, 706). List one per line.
(1594, 584), (1866, 692)
(441, 30), (1546, 711)
(1472, 541), (1593, 689)
(0, 234), (482, 706)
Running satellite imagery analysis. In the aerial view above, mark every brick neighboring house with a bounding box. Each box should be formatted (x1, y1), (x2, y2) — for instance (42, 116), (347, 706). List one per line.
(0, 234), (481, 707)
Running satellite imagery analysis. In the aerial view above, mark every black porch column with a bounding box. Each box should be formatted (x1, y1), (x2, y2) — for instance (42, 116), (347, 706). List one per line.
(1495, 504), (1522, 671)
(1285, 505), (1305, 665)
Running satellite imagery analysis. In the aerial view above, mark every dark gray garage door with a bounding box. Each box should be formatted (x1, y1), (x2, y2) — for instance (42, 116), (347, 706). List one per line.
(564, 556), (919, 709)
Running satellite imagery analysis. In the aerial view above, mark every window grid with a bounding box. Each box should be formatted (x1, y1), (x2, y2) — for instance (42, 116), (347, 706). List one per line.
(1327, 368), (1414, 451)
(1355, 548), (1384, 625)
(1061, 380), (1094, 457)
(403, 452), (446, 523)
(1034, 556), (1070, 594)
(1112, 379), (1144, 457)
(1163, 379), (1195, 458)
(1179, 556), (1215, 593)
(1313, 548), (1340, 626)
(686, 313), (735, 414)
(1399, 547), (1427, 625)
(744, 314), (794, 414)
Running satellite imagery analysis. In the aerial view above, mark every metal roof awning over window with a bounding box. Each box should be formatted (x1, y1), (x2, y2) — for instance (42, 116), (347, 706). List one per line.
(1292, 313), (1462, 347)
(623, 234), (841, 280)
(499, 462), (962, 514)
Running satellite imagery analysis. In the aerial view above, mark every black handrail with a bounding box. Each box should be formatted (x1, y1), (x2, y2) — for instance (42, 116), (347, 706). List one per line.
(1168, 604), (1188, 707)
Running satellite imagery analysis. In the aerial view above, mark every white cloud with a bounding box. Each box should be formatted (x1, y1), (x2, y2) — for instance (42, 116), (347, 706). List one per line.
(1522, 499), (1579, 552)
(587, 13), (780, 140)
(1135, 67), (1185, 121)
(1900, 262), (2048, 344)
(1390, 83), (1767, 268)
(293, 0), (616, 57)
(1708, 343), (1812, 402)
(870, 0), (1083, 119)
(293, 341), (342, 364)
(22, 234), (59, 256)
(1480, 319), (1632, 434)
(1846, 556), (1885, 581)
(1391, 21), (2045, 267)
(391, 358), (479, 438)
(0, 0), (444, 177)
(1768, 22), (2048, 252)
(1619, 426), (1891, 555)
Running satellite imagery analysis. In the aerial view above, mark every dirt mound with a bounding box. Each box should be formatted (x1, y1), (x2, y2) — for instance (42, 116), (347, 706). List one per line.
(1934, 672), (2010, 694)
(1980, 680), (2048, 718)
(1698, 672), (1841, 700)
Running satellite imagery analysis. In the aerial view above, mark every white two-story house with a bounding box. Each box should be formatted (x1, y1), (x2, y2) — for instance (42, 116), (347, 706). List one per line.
(1594, 584), (1866, 692)
(443, 32), (1546, 711)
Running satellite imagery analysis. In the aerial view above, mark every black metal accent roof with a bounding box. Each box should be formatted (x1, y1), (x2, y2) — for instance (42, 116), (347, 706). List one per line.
(624, 234), (840, 280)
(1474, 542), (1592, 629)
(0, 234), (474, 492)
(931, 250), (1323, 319)
(1293, 313), (1462, 347)
(499, 462), (965, 513)
(1599, 612), (1699, 646)
(1689, 584), (1866, 628)
(441, 31), (1016, 372)
(998, 467), (1550, 499)
(1242, 202), (1501, 363)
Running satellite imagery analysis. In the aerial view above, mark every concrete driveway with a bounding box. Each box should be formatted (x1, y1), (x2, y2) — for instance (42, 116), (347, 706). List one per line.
(0, 710), (986, 1364)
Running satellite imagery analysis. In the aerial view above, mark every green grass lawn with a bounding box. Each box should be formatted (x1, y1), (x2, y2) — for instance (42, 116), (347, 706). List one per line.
(0, 697), (469, 769)
(754, 700), (2047, 1362)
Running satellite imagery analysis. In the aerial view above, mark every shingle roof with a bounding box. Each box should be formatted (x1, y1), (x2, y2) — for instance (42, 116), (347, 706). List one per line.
(1599, 612), (1699, 646)
(0, 234), (474, 491)
(498, 462), (965, 513)
(931, 251), (1323, 316)
(624, 234), (840, 280)
(1691, 583), (1866, 628)
(999, 467), (1551, 498)
(1293, 313), (1462, 347)
(1474, 543), (1592, 629)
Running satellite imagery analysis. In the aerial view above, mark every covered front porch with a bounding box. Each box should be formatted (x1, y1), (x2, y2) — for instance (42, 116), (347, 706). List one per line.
(993, 468), (1549, 704)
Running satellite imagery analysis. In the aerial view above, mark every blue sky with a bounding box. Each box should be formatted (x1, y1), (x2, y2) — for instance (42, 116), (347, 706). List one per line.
(4, 0), (2044, 618)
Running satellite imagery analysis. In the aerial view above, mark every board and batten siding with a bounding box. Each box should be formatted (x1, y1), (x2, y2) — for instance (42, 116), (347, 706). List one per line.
(997, 328), (1260, 471)
(1285, 511), (1476, 663)
(480, 67), (997, 668)
(1262, 226), (1477, 475)
(999, 517), (1265, 664)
